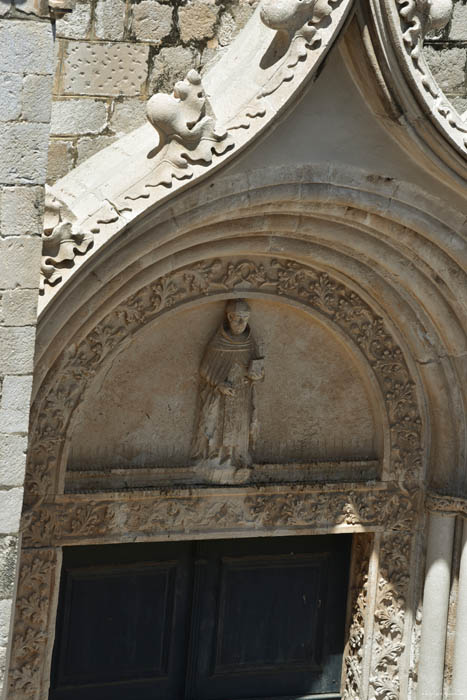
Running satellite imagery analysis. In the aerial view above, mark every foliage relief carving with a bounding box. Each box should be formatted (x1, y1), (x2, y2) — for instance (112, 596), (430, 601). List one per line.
(21, 486), (418, 547)
(343, 534), (372, 700)
(370, 532), (412, 700)
(8, 549), (57, 697)
(40, 188), (93, 292)
(146, 69), (234, 188)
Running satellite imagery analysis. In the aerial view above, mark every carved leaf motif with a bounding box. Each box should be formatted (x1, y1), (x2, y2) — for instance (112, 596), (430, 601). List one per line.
(342, 535), (371, 700)
(228, 103), (267, 130)
(9, 549), (57, 696)
(369, 532), (411, 700)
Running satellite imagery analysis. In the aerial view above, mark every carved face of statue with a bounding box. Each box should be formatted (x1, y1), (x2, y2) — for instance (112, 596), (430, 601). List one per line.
(227, 311), (250, 335)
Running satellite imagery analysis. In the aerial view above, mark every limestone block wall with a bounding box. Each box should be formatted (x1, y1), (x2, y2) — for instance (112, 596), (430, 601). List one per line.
(48, 0), (259, 183)
(0, 3), (53, 694)
(424, 0), (467, 115)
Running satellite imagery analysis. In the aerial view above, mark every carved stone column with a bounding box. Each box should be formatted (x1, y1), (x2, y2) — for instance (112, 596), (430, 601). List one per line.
(449, 518), (467, 700)
(417, 513), (456, 700)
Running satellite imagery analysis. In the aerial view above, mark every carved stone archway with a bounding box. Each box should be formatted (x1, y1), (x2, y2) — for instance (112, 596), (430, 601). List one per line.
(8, 255), (424, 700)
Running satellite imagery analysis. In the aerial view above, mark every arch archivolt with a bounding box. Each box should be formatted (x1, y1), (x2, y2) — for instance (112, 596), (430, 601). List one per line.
(35, 172), (467, 492)
(9, 169), (467, 700)
(11, 251), (424, 700)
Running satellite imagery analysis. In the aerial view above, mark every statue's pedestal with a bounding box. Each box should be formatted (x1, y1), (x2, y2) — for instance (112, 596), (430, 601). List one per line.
(193, 462), (252, 485)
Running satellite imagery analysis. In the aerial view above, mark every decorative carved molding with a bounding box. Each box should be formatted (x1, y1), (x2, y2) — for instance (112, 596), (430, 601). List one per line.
(369, 531), (412, 700)
(146, 69), (234, 188)
(382, 0), (467, 152)
(26, 257), (423, 505)
(342, 534), (372, 700)
(425, 491), (467, 518)
(41, 188), (93, 292)
(7, 548), (57, 698)
(21, 484), (418, 547)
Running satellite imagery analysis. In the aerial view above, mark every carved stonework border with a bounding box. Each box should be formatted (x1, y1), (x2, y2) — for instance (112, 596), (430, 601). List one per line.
(343, 534), (373, 700)
(10, 257), (424, 699)
(22, 483), (419, 548)
(382, 0), (467, 154)
(369, 531), (412, 700)
(7, 548), (58, 699)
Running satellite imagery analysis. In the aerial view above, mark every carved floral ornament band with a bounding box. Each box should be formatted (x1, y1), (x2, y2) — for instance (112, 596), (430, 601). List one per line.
(22, 486), (418, 548)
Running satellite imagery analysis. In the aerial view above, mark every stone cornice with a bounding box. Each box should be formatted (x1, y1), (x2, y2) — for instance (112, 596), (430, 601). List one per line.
(425, 491), (467, 518)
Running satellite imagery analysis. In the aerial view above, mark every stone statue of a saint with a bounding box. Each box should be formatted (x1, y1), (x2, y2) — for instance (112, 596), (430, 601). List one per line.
(192, 299), (264, 474)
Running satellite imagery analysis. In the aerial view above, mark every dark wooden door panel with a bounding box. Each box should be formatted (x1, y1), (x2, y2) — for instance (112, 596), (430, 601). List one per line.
(214, 556), (326, 673)
(50, 542), (193, 700)
(187, 535), (351, 700)
(60, 563), (175, 682)
(49, 535), (351, 700)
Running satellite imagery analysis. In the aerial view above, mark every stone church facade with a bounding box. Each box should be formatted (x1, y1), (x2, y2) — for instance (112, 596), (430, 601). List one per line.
(0, 1), (466, 699)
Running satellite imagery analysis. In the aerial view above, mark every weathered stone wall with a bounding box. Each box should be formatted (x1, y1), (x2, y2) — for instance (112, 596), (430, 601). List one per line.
(48, 0), (259, 182)
(424, 0), (467, 115)
(0, 2), (54, 695)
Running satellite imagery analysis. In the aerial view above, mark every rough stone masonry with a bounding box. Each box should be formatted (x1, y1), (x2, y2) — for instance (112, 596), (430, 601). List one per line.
(0, 1), (53, 694)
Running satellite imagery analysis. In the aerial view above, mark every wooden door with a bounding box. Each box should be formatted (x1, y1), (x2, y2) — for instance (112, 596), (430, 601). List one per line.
(50, 535), (351, 700)
(50, 542), (193, 700)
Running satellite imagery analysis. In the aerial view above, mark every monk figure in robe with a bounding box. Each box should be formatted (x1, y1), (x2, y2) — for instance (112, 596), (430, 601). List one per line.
(192, 299), (264, 470)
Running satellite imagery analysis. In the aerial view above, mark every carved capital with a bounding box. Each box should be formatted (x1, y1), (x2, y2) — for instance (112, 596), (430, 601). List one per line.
(425, 491), (467, 518)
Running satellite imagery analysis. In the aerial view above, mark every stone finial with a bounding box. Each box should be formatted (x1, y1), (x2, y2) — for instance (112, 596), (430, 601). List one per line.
(260, 0), (317, 32)
(147, 69), (209, 150)
(40, 188), (93, 292)
(419, 0), (453, 33)
(146, 69), (233, 187)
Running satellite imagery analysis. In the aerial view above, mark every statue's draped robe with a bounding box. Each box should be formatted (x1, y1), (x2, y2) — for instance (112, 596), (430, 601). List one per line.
(192, 324), (258, 467)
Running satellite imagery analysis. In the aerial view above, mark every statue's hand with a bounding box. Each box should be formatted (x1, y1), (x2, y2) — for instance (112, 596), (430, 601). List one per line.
(248, 367), (265, 382)
(219, 383), (235, 397)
